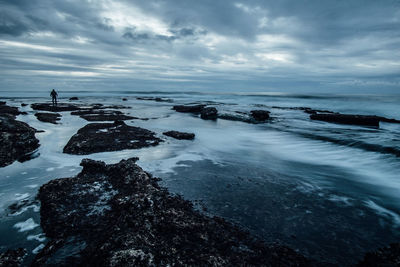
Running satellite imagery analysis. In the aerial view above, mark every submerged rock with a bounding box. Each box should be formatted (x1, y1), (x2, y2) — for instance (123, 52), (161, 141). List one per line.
(172, 104), (205, 113)
(71, 109), (137, 121)
(250, 110), (270, 121)
(63, 121), (162, 155)
(163, 130), (195, 140)
(69, 97), (79, 101)
(35, 112), (61, 124)
(310, 114), (380, 127)
(137, 97), (173, 102)
(33, 158), (311, 266)
(0, 114), (40, 167)
(201, 107), (218, 120)
(0, 248), (26, 266)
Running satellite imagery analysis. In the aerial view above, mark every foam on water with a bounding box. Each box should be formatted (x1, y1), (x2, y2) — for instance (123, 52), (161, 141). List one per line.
(13, 218), (39, 232)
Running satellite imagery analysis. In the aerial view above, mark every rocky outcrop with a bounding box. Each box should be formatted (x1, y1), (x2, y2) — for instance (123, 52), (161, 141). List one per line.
(0, 102), (25, 118)
(0, 248), (26, 266)
(0, 113), (40, 167)
(172, 104), (205, 113)
(35, 112), (62, 124)
(163, 131), (195, 140)
(63, 121), (162, 155)
(250, 110), (270, 121)
(71, 110), (137, 121)
(31, 103), (129, 112)
(137, 97), (173, 103)
(69, 97), (79, 101)
(310, 114), (380, 127)
(33, 158), (311, 266)
(201, 107), (218, 120)
(357, 243), (400, 266)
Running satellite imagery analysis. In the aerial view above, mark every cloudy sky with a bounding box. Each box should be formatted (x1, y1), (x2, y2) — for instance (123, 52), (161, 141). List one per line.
(0, 0), (399, 93)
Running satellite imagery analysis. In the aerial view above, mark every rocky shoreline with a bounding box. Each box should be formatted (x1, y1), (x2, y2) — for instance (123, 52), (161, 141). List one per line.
(32, 158), (312, 266)
(0, 102), (40, 167)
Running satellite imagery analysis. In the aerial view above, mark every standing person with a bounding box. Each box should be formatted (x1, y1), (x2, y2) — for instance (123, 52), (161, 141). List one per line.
(50, 89), (58, 106)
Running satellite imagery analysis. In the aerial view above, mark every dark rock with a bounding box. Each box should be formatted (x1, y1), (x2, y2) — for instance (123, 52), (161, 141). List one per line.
(201, 107), (218, 120)
(0, 101), (6, 105)
(357, 243), (400, 266)
(122, 98), (127, 101)
(310, 114), (380, 127)
(21, 103), (28, 107)
(0, 103), (24, 119)
(63, 121), (162, 155)
(31, 103), (130, 112)
(250, 110), (270, 121)
(71, 109), (137, 122)
(35, 112), (61, 124)
(172, 104), (205, 113)
(218, 112), (267, 124)
(0, 115), (40, 167)
(31, 103), (82, 112)
(33, 158), (311, 266)
(0, 248), (26, 266)
(69, 97), (79, 101)
(163, 131), (195, 140)
(137, 97), (173, 102)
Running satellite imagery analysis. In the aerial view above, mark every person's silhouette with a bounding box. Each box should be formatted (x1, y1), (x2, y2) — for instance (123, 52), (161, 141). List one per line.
(50, 89), (58, 106)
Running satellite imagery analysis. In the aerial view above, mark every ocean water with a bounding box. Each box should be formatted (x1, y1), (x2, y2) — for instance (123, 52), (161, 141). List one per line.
(0, 91), (399, 265)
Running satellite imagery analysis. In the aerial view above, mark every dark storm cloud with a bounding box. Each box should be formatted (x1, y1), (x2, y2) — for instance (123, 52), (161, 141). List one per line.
(0, 0), (399, 93)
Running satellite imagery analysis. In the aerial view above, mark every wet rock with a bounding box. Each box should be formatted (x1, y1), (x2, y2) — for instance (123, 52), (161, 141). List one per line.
(250, 110), (270, 121)
(122, 98), (127, 101)
(35, 112), (61, 124)
(0, 103), (24, 119)
(31, 103), (82, 112)
(31, 103), (130, 112)
(163, 131), (195, 140)
(310, 114), (380, 127)
(71, 109), (137, 122)
(0, 115), (40, 167)
(357, 243), (400, 266)
(218, 111), (268, 124)
(201, 107), (218, 120)
(0, 101), (6, 105)
(21, 103), (28, 107)
(137, 97), (173, 102)
(33, 158), (311, 266)
(0, 248), (26, 266)
(172, 104), (205, 113)
(63, 121), (162, 155)
(69, 97), (79, 101)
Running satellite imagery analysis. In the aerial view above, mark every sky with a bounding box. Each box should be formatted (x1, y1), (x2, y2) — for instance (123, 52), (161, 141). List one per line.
(0, 0), (399, 94)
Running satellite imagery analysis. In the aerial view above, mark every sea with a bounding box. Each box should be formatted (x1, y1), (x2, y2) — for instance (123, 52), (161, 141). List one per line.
(0, 90), (399, 265)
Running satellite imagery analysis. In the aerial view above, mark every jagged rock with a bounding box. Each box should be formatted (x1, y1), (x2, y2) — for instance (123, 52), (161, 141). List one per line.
(71, 110), (137, 121)
(0, 114), (40, 167)
(35, 112), (61, 124)
(201, 107), (218, 120)
(250, 110), (270, 121)
(69, 97), (79, 101)
(172, 104), (205, 113)
(163, 131), (195, 140)
(0, 248), (26, 266)
(0, 102), (24, 119)
(357, 243), (400, 266)
(63, 121), (162, 155)
(310, 114), (380, 127)
(33, 158), (311, 266)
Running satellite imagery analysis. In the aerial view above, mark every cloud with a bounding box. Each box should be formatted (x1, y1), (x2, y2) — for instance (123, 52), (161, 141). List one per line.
(0, 0), (399, 93)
